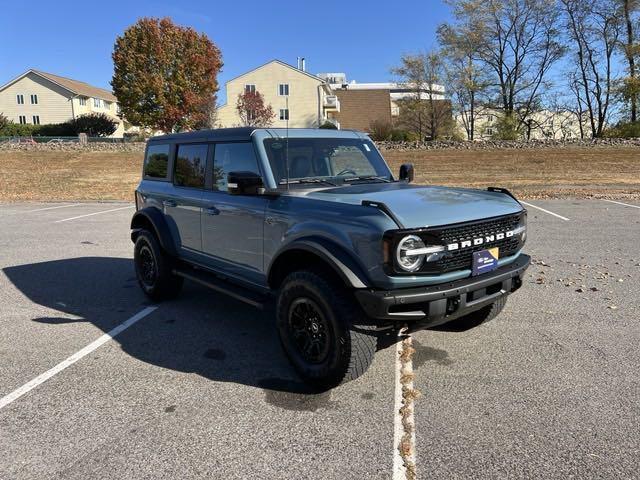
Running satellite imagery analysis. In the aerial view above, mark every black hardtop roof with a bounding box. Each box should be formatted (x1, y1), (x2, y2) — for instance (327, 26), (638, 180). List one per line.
(147, 127), (257, 143)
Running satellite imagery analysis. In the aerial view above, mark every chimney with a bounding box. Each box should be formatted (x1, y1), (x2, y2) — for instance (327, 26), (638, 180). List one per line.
(296, 57), (300, 69)
(301, 57), (306, 72)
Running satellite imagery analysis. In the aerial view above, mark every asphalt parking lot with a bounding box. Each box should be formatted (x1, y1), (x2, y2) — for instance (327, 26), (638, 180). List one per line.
(0, 199), (639, 479)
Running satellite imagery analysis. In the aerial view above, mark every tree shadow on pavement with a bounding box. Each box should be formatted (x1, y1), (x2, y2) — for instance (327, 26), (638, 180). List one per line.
(3, 257), (327, 401)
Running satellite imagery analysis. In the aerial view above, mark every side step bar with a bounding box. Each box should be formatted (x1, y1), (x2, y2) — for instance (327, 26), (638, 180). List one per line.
(172, 268), (267, 310)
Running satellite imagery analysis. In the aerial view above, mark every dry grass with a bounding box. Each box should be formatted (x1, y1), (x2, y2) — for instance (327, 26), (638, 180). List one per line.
(0, 146), (638, 201)
(0, 150), (144, 201)
(383, 146), (640, 199)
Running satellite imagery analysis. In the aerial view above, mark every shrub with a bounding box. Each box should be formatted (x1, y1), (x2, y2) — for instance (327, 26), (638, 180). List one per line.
(37, 122), (76, 136)
(69, 113), (118, 137)
(367, 120), (393, 140)
(319, 121), (338, 129)
(493, 114), (520, 140)
(603, 121), (640, 138)
(0, 122), (38, 136)
(390, 129), (411, 142)
(0, 112), (8, 131)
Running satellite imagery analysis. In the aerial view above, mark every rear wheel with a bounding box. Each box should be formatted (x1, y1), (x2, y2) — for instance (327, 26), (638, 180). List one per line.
(276, 270), (377, 390)
(134, 230), (183, 301)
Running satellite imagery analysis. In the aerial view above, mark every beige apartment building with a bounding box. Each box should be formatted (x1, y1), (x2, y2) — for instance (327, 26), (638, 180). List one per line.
(216, 60), (340, 128)
(0, 69), (130, 137)
(457, 108), (587, 141)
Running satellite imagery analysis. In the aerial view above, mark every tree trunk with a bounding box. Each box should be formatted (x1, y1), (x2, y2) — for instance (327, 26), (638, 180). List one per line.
(624, 0), (637, 122)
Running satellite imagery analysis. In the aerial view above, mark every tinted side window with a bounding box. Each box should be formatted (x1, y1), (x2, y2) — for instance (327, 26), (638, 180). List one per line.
(214, 142), (260, 191)
(144, 144), (169, 179)
(175, 144), (207, 188)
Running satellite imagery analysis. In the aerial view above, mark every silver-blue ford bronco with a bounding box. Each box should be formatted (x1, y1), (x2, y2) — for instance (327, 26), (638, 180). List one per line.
(131, 127), (529, 388)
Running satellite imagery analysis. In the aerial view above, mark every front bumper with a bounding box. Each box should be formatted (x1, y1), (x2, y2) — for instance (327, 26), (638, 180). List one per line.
(355, 254), (530, 330)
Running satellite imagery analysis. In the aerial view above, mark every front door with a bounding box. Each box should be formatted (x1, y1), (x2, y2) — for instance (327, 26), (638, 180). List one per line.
(201, 142), (267, 286)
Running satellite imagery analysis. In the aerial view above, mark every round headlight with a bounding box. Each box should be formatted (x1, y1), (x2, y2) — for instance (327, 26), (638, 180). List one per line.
(396, 235), (426, 272)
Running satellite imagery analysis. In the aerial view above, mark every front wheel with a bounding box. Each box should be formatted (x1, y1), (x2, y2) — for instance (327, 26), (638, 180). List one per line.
(276, 270), (377, 390)
(458, 296), (507, 326)
(134, 230), (183, 301)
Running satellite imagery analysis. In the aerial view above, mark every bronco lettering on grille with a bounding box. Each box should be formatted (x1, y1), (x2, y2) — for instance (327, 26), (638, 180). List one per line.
(445, 226), (523, 252)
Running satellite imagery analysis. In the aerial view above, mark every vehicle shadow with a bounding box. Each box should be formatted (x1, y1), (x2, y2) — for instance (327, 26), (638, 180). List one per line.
(3, 257), (336, 404)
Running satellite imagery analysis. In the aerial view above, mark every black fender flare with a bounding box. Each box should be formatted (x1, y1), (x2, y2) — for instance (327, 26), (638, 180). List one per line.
(130, 207), (177, 257)
(268, 237), (371, 289)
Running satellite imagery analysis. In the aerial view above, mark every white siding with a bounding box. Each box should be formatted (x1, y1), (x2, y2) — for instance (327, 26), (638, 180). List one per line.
(0, 72), (74, 125)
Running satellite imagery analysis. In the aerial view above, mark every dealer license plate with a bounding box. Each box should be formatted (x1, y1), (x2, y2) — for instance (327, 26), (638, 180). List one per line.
(472, 247), (499, 276)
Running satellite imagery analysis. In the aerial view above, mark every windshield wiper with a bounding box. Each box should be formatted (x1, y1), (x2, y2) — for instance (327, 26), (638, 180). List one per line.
(342, 175), (391, 183)
(279, 177), (338, 186)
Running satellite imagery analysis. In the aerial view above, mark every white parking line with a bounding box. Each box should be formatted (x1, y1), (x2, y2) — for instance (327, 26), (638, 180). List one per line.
(0, 306), (157, 411)
(25, 203), (83, 213)
(393, 332), (417, 480)
(54, 205), (134, 223)
(520, 201), (570, 221)
(393, 337), (406, 479)
(603, 199), (640, 210)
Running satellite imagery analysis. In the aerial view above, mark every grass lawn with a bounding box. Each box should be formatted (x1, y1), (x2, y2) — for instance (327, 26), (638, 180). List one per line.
(384, 147), (640, 199)
(0, 146), (638, 201)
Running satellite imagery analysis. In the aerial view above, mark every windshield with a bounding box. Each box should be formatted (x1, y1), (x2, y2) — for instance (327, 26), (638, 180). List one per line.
(263, 137), (393, 186)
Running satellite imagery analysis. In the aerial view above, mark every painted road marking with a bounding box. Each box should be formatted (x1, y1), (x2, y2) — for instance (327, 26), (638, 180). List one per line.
(603, 199), (640, 210)
(393, 332), (417, 480)
(0, 306), (157, 411)
(54, 205), (134, 223)
(25, 203), (83, 213)
(393, 335), (406, 479)
(521, 201), (570, 221)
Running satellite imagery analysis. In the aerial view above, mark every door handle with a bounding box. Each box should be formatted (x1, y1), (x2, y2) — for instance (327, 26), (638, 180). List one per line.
(204, 206), (220, 216)
(162, 200), (177, 208)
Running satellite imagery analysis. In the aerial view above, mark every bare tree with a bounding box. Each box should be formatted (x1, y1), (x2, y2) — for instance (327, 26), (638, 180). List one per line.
(561, 0), (621, 137)
(438, 23), (491, 140)
(620, 0), (639, 122)
(446, 0), (565, 134)
(391, 52), (454, 140)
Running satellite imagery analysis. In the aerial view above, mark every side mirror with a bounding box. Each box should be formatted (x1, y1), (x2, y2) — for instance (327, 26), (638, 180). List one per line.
(227, 171), (264, 195)
(399, 163), (414, 183)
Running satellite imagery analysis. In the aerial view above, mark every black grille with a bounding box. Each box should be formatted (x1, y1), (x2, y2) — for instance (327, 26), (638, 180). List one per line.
(420, 213), (525, 274)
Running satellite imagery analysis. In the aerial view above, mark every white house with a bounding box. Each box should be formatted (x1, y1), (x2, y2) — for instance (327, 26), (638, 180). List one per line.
(0, 69), (132, 137)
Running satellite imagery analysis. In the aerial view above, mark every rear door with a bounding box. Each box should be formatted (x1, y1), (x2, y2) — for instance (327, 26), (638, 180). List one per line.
(200, 142), (267, 286)
(163, 143), (209, 255)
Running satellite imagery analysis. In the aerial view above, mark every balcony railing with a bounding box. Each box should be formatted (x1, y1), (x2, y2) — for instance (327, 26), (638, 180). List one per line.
(323, 95), (340, 110)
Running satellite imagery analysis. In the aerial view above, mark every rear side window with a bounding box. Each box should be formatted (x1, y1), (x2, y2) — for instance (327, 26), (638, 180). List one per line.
(213, 142), (260, 191)
(175, 144), (207, 188)
(143, 144), (169, 179)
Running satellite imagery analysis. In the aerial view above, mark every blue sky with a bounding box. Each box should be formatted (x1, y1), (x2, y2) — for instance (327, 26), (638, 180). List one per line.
(0, 0), (452, 104)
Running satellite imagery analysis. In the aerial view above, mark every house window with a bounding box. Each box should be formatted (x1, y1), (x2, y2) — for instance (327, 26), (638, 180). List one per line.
(32, 116), (40, 125)
(485, 127), (494, 136)
(18, 115), (27, 124)
(104, 101), (111, 110)
(94, 98), (102, 108)
(16, 94), (24, 105)
(79, 97), (87, 106)
(245, 84), (256, 94)
(279, 109), (289, 121)
(487, 115), (495, 123)
(30, 94), (38, 104)
(278, 84), (289, 96)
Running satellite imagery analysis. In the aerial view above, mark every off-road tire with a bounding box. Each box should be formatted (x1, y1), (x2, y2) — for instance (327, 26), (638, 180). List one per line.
(460, 296), (507, 326)
(276, 270), (377, 390)
(134, 229), (183, 301)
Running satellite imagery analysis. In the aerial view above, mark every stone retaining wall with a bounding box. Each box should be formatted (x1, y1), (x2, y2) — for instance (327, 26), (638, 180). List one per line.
(1, 138), (639, 153)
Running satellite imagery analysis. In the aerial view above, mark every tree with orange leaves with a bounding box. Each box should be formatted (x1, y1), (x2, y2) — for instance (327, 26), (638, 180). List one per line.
(111, 17), (222, 133)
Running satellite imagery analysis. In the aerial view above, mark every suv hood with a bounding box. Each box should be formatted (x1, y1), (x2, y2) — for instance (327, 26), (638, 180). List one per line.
(305, 183), (523, 228)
